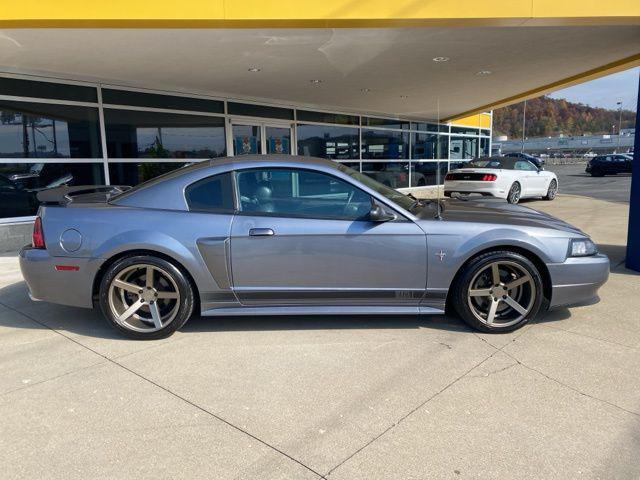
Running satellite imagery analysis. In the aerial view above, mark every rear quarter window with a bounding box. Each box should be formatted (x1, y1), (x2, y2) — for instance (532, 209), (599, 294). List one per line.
(185, 172), (234, 213)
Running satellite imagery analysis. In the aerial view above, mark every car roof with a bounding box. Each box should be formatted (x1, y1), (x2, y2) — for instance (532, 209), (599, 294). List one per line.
(111, 155), (342, 209)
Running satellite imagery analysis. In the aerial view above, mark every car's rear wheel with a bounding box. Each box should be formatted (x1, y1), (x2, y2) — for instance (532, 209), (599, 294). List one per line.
(451, 251), (545, 333)
(507, 182), (521, 204)
(590, 169), (604, 177)
(99, 255), (194, 339)
(543, 179), (558, 200)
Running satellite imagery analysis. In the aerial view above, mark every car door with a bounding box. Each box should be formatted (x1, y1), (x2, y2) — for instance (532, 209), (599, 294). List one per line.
(229, 167), (427, 306)
(513, 160), (544, 196)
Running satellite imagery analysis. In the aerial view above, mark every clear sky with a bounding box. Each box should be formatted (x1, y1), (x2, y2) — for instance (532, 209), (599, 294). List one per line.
(548, 67), (639, 111)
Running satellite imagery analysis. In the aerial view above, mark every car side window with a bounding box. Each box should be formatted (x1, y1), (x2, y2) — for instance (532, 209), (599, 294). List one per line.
(235, 168), (372, 220)
(185, 172), (235, 213)
(514, 160), (537, 171)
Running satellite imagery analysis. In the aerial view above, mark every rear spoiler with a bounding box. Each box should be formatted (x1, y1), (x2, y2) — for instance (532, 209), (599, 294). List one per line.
(36, 185), (132, 205)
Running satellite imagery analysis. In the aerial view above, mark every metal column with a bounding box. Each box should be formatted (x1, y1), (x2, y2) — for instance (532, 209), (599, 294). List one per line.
(625, 73), (640, 271)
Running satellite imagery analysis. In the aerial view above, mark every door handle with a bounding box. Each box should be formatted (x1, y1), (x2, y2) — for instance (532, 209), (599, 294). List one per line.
(249, 228), (275, 237)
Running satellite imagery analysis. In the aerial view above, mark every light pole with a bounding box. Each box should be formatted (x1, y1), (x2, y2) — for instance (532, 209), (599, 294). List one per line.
(616, 101), (622, 152)
(521, 99), (527, 153)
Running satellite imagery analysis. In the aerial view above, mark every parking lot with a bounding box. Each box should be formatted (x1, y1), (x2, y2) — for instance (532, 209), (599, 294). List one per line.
(545, 162), (632, 203)
(1, 190), (638, 479)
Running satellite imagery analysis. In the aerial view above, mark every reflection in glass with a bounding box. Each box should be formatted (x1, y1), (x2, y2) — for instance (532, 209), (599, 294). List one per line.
(361, 162), (410, 188)
(296, 124), (359, 159)
(108, 162), (190, 186)
(449, 136), (478, 159)
(338, 162), (361, 172)
(0, 101), (102, 158)
(362, 117), (410, 130)
(0, 162), (104, 218)
(451, 126), (480, 136)
(0, 78), (98, 103)
(361, 129), (409, 159)
(102, 89), (223, 113)
(411, 161), (448, 186)
(265, 126), (290, 154)
(480, 137), (490, 157)
(411, 133), (449, 160)
(104, 109), (226, 159)
(233, 125), (262, 155)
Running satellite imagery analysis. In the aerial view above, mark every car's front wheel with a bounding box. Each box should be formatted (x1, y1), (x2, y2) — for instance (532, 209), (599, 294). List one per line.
(451, 251), (545, 333)
(99, 255), (194, 339)
(543, 179), (558, 200)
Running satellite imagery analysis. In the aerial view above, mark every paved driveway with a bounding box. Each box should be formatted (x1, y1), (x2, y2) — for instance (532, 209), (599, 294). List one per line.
(0, 195), (638, 479)
(544, 163), (631, 203)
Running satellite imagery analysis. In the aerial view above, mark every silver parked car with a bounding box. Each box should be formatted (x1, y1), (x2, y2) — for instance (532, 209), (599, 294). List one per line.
(20, 155), (609, 339)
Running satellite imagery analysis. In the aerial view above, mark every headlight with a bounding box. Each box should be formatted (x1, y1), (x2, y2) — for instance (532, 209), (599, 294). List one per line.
(569, 238), (598, 257)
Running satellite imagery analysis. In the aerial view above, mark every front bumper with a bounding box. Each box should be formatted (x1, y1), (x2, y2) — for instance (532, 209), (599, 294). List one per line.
(547, 253), (610, 308)
(19, 246), (101, 309)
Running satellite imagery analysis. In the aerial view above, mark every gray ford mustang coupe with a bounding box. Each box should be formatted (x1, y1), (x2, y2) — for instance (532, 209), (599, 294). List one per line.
(20, 155), (609, 339)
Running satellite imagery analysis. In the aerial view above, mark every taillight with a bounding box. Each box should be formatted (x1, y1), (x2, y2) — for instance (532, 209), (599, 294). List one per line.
(481, 174), (497, 181)
(444, 173), (453, 181)
(32, 217), (45, 249)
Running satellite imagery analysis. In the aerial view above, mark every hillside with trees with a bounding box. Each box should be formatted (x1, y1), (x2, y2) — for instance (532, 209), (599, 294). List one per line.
(492, 96), (636, 139)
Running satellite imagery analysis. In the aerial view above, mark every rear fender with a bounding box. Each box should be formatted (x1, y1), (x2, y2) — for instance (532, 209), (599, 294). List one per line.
(93, 229), (217, 292)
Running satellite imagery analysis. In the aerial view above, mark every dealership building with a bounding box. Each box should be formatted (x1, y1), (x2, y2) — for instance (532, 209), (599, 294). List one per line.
(0, 1), (639, 266)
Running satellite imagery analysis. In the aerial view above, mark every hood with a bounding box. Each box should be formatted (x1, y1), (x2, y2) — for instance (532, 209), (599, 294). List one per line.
(415, 198), (585, 236)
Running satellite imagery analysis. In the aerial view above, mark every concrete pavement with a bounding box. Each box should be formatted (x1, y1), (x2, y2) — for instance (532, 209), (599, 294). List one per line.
(0, 195), (638, 479)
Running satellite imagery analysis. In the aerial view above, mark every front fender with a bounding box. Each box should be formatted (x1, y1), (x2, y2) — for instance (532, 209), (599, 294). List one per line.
(427, 228), (570, 292)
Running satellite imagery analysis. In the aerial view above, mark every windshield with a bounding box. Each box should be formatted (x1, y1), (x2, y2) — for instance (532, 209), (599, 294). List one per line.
(337, 163), (418, 212)
(466, 158), (514, 169)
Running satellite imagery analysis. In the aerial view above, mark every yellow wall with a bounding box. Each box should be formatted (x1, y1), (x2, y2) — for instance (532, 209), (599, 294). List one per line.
(449, 113), (492, 130)
(1, 0), (639, 27)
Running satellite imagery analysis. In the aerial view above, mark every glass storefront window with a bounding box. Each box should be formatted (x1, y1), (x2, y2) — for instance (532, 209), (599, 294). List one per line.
(450, 136), (478, 159)
(108, 162), (190, 186)
(362, 117), (410, 130)
(411, 161), (448, 186)
(361, 162), (410, 188)
(228, 102), (294, 120)
(233, 125), (262, 155)
(0, 101), (102, 158)
(480, 137), (490, 157)
(296, 111), (359, 125)
(104, 109), (226, 158)
(0, 162), (105, 218)
(102, 89), (224, 113)
(265, 126), (291, 154)
(296, 124), (359, 159)
(412, 122), (448, 133)
(0, 77), (97, 103)
(361, 129), (409, 159)
(411, 133), (448, 160)
(451, 126), (480, 136)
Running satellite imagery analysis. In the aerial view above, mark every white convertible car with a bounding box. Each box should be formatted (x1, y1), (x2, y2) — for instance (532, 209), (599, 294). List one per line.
(444, 157), (558, 204)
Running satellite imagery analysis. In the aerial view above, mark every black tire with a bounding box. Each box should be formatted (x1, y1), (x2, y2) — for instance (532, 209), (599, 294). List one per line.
(417, 178), (426, 187)
(444, 191), (452, 198)
(543, 179), (558, 201)
(451, 250), (545, 333)
(507, 182), (521, 204)
(590, 169), (604, 177)
(99, 255), (194, 340)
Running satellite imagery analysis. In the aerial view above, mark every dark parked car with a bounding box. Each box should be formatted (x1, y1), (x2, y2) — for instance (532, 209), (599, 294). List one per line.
(0, 174), (38, 218)
(503, 152), (545, 169)
(585, 154), (633, 177)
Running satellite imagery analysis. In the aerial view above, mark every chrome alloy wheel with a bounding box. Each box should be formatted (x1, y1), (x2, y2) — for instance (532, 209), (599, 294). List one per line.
(508, 183), (521, 204)
(108, 264), (180, 333)
(467, 260), (536, 327)
(547, 180), (558, 199)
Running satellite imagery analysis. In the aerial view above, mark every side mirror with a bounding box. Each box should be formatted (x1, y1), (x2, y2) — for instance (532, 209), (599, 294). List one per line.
(369, 201), (396, 222)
